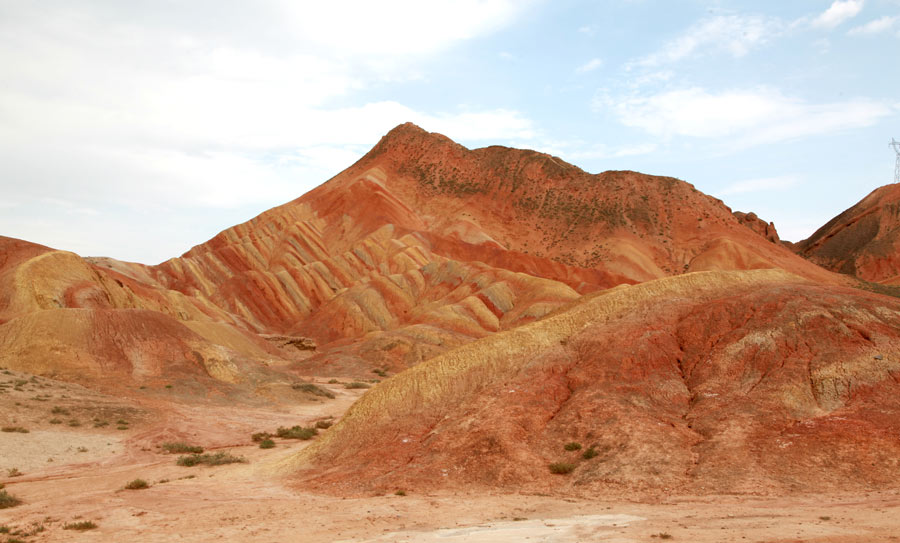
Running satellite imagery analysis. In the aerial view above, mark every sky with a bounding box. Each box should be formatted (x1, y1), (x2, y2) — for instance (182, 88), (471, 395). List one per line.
(1, 0), (899, 264)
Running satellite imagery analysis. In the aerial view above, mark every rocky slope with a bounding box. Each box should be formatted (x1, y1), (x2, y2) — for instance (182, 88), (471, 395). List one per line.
(795, 183), (900, 283)
(290, 269), (900, 495)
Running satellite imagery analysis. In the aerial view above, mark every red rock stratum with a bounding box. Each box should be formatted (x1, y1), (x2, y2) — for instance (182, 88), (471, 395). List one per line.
(796, 183), (900, 284)
(291, 269), (900, 495)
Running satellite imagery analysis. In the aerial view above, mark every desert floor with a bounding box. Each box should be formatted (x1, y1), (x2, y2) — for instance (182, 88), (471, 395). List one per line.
(2, 370), (899, 543)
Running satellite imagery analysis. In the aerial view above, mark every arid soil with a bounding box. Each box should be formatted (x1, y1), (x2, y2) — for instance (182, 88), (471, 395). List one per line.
(3, 367), (900, 543)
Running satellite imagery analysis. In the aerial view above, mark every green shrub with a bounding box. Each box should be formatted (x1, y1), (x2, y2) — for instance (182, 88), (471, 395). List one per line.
(259, 439), (275, 449)
(548, 462), (576, 474)
(176, 452), (246, 467)
(251, 432), (272, 443)
(315, 420), (333, 429)
(344, 382), (371, 389)
(124, 479), (149, 490)
(275, 426), (318, 440)
(327, 379), (339, 384)
(582, 447), (598, 459)
(0, 490), (22, 509)
(291, 383), (335, 399)
(63, 521), (97, 531)
(563, 442), (582, 451)
(394, 489), (407, 496)
(161, 442), (203, 454)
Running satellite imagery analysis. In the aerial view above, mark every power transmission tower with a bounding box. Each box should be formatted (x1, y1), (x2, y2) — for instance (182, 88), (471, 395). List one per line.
(892, 138), (900, 184)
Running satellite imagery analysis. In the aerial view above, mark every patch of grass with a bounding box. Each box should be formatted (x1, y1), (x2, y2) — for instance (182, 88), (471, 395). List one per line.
(344, 382), (371, 389)
(50, 406), (69, 415)
(315, 420), (333, 429)
(251, 432), (273, 443)
(176, 452), (246, 467)
(291, 382), (335, 399)
(327, 379), (339, 384)
(161, 442), (204, 454)
(372, 368), (388, 377)
(275, 425), (318, 440)
(259, 439), (275, 449)
(582, 447), (598, 459)
(563, 442), (582, 451)
(117, 425), (129, 430)
(6, 468), (22, 478)
(0, 427), (28, 433)
(77, 446), (88, 453)
(63, 521), (97, 531)
(124, 479), (149, 490)
(0, 525), (8, 533)
(0, 490), (22, 509)
(117, 419), (129, 425)
(67, 419), (81, 427)
(394, 489), (406, 496)
(49, 418), (62, 424)
(548, 462), (576, 475)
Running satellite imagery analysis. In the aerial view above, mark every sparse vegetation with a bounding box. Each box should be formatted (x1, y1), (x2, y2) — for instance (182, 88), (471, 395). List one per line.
(292, 382), (335, 399)
(176, 452), (246, 467)
(124, 479), (149, 490)
(548, 462), (576, 474)
(63, 521), (98, 531)
(0, 490), (22, 509)
(94, 420), (109, 427)
(67, 419), (81, 427)
(259, 439), (275, 449)
(1, 426), (28, 433)
(820, 516), (831, 521)
(563, 442), (582, 451)
(327, 379), (339, 384)
(6, 468), (22, 478)
(582, 447), (598, 459)
(372, 368), (387, 377)
(395, 489), (407, 496)
(251, 432), (273, 443)
(315, 420), (333, 429)
(344, 382), (371, 389)
(275, 425), (318, 440)
(50, 406), (69, 415)
(161, 442), (204, 454)
(49, 418), (62, 424)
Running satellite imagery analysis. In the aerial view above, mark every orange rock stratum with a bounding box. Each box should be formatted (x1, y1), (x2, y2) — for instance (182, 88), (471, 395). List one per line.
(2, 123), (899, 500)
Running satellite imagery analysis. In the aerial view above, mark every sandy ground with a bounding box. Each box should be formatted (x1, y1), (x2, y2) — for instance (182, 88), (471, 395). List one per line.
(2, 370), (900, 543)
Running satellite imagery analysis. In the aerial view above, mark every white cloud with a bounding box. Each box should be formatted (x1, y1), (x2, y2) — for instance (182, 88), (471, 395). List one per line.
(633, 15), (782, 67)
(718, 175), (800, 196)
(0, 1), (537, 262)
(596, 86), (895, 146)
(811, 0), (865, 29)
(576, 58), (604, 74)
(848, 15), (899, 35)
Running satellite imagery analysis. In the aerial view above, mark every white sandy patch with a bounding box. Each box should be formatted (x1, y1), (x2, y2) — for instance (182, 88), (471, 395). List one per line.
(0, 429), (122, 473)
(338, 514), (645, 543)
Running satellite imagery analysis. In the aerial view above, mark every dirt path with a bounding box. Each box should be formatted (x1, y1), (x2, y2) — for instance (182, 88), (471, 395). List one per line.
(3, 374), (900, 542)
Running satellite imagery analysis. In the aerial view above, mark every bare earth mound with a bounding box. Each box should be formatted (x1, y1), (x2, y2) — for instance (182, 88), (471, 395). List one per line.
(292, 269), (900, 496)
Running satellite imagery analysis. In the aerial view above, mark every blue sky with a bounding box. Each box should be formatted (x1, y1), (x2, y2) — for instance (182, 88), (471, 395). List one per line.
(1, 0), (898, 264)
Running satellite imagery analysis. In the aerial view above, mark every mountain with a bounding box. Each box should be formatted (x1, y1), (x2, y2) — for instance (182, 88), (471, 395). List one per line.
(795, 183), (900, 284)
(146, 123), (843, 373)
(0, 123), (853, 385)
